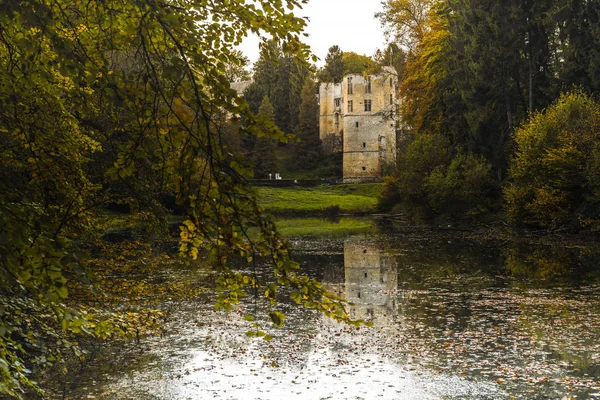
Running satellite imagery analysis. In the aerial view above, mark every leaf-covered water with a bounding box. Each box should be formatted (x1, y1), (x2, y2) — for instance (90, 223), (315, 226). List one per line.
(54, 226), (600, 399)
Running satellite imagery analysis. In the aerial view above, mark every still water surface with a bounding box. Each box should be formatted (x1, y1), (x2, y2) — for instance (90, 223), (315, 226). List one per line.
(69, 224), (600, 399)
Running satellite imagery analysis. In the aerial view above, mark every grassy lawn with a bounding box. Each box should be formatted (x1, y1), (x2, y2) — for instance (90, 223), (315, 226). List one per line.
(273, 217), (377, 238)
(256, 183), (382, 214)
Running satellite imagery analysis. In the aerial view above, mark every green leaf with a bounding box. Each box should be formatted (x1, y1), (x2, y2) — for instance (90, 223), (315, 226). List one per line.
(268, 311), (286, 327)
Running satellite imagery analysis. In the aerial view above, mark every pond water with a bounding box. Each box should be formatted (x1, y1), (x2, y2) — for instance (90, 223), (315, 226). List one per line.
(57, 222), (600, 399)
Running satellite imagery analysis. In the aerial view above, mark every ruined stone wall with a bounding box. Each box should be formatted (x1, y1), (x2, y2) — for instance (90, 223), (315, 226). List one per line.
(319, 82), (343, 153)
(341, 69), (398, 183)
(319, 67), (399, 182)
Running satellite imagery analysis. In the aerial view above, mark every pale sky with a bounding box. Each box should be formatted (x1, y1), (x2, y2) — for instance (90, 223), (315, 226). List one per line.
(238, 0), (387, 68)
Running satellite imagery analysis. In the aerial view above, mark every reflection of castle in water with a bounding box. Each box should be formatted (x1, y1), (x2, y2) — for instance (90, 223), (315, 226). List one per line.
(343, 241), (398, 322)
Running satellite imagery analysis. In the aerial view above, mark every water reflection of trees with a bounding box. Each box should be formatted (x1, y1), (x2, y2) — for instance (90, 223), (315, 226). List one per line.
(504, 243), (600, 285)
(322, 235), (600, 396)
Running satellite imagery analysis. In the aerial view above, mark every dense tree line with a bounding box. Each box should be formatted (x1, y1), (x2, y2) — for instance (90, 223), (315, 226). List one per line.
(243, 42), (336, 179)
(379, 0), (600, 229)
(244, 42), (311, 135)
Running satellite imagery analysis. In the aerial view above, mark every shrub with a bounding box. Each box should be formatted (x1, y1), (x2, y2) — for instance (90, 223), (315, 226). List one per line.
(504, 91), (600, 229)
(380, 133), (493, 217)
(424, 152), (494, 215)
(396, 133), (450, 202)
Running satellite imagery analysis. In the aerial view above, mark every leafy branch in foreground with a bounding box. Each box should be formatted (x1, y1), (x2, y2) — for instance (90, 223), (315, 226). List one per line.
(0, 1), (359, 397)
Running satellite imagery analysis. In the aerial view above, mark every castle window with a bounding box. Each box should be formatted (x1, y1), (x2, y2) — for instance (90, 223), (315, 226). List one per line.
(364, 99), (372, 112)
(334, 98), (341, 107)
(348, 77), (353, 95)
(390, 77), (393, 87)
(363, 142), (366, 148)
(348, 100), (353, 113)
(364, 272), (368, 278)
(362, 166), (366, 171)
(355, 122), (359, 128)
(366, 79), (372, 94)
(390, 94), (393, 105)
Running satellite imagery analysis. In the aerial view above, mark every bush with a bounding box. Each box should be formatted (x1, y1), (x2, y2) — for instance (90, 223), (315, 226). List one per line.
(504, 91), (600, 229)
(424, 152), (494, 215)
(395, 133), (450, 203)
(379, 133), (494, 217)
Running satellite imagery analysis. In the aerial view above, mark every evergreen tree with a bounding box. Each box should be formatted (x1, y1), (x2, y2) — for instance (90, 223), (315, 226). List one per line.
(247, 43), (307, 134)
(447, 0), (525, 173)
(245, 43), (280, 115)
(555, 0), (600, 94)
(288, 62), (311, 132)
(293, 78), (322, 169)
(445, 0), (560, 175)
(272, 56), (293, 133)
(253, 97), (279, 178)
(322, 45), (344, 83)
(243, 82), (267, 115)
(373, 43), (407, 79)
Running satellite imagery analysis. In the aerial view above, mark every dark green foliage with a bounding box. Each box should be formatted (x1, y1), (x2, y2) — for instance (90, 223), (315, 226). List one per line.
(247, 42), (310, 134)
(322, 45), (344, 83)
(293, 78), (322, 169)
(253, 97), (279, 178)
(0, 1), (358, 396)
(378, 0), (600, 224)
(380, 134), (494, 216)
(424, 152), (495, 214)
(555, 1), (600, 94)
(447, 0), (526, 172)
(244, 82), (268, 115)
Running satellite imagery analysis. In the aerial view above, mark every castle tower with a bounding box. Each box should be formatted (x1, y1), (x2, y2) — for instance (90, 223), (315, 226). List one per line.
(319, 67), (399, 183)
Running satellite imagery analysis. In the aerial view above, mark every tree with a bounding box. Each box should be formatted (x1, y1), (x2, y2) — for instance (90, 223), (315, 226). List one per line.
(445, 0), (559, 175)
(376, 0), (433, 52)
(380, 133), (493, 216)
(293, 78), (322, 169)
(554, 0), (600, 94)
(246, 42), (309, 134)
(372, 43), (407, 80)
(322, 45), (344, 83)
(342, 52), (376, 75)
(253, 97), (279, 178)
(399, 1), (459, 137)
(0, 1), (354, 397)
(505, 91), (600, 229)
(225, 50), (252, 82)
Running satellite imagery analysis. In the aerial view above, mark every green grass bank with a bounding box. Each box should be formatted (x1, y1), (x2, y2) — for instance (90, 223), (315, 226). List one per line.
(272, 217), (377, 238)
(256, 183), (383, 215)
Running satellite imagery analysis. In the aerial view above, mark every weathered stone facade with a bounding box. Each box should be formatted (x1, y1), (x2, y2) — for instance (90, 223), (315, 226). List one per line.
(319, 67), (399, 183)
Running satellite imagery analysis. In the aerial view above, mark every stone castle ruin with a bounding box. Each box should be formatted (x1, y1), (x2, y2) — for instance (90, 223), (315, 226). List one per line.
(319, 66), (400, 183)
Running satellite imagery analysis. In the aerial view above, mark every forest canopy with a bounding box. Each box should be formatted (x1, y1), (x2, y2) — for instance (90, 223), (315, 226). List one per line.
(377, 0), (600, 227)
